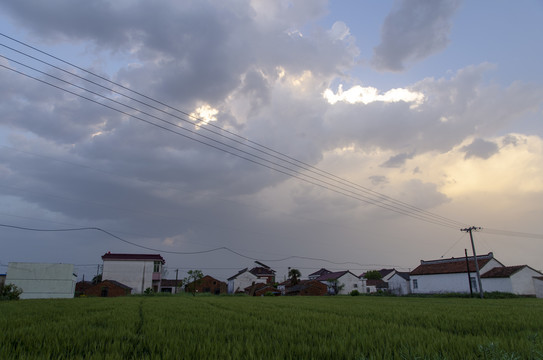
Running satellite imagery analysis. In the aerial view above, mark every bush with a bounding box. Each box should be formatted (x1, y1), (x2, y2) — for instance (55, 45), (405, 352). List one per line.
(350, 290), (360, 296)
(143, 287), (154, 296)
(0, 283), (23, 301)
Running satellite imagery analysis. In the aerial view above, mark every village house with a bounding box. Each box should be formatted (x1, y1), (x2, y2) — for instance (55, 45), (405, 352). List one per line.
(481, 265), (543, 296)
(5, 262), (77, 299)
(160, 279), (183, 294)
(101, 252), (165, 294)
(84, 279), (132, 297)
(410, 252), (503, 295)
(387, 271), (411, 295)
(185, 275), (227, 295)
(308, 268), (332, 280)
(315, 270), (361, 295)
(534, 277), (543, 298)
(227, 262), (275, 294)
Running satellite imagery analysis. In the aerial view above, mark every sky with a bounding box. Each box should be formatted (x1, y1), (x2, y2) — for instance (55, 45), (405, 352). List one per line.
(0, 0), (542, 283)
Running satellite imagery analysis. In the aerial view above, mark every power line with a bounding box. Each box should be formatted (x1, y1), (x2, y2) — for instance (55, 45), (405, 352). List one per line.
(0, 222), (383, 268)
(0, 34), (468, 230)
(480, 228), (543, 240)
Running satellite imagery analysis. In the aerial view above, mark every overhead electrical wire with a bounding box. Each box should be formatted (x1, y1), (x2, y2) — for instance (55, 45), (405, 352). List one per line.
(0, 33), (468, 231)
(0, 54), (463, 229)
(0, 37), (466, 230)
(0, 223), (395, 268)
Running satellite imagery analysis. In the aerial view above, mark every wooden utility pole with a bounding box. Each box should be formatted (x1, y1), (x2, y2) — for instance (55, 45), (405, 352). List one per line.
(461, 227), (484, 299)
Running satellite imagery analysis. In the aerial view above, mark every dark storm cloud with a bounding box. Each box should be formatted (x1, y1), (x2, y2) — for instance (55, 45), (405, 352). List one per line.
(461, 138), (499, 159)
(372, 0), (462, 71)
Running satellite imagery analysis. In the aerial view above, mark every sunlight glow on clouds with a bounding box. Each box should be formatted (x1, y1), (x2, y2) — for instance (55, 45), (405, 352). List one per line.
(190, 104), (218, 128)
(323, 84), (425, 107)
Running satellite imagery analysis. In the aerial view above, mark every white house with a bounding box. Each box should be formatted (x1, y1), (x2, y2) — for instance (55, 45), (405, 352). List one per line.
(6, 262), (76, 299)
(387, 272), (411, 295)
(534, 277), (543, 299)
(410, 252), (504, 294)
(481, 265), (543, 296)
(101, 253), (165, 294)
(316, 270), (362, 295)
(227, 263), (276, 294)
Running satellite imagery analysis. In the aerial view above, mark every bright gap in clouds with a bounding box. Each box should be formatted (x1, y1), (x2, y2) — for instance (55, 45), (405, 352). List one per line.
(323, 84), (425, 108)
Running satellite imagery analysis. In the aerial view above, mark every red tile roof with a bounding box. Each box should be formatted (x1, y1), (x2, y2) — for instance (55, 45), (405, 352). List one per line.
(481, 265), (529, 278)
(410, 252), (495, 276)
(101, 253), (165, 263)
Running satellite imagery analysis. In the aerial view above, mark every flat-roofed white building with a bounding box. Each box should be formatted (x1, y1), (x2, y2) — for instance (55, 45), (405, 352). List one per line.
(101, 252), (165, 294)
(6, 262), (76, 299)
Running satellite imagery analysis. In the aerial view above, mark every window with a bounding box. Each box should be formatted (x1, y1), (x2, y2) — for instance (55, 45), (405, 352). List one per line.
(353, 283), (358, 288)
(101, 287), (109, 297)
(413, 279), (418, 289)
(153, 261), (161, 273)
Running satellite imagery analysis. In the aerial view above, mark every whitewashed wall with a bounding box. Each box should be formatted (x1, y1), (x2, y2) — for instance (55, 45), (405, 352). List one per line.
(533, 278), (543, 298)
(227, 271), (260, 294)
(411, 259), (503, 294)
(6, 262), (76, 299)
(388, 274), (410, 295)
(481, 278), (513, 293)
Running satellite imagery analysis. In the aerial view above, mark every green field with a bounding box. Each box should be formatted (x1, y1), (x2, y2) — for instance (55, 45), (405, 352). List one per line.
(1, 295), (542, 359)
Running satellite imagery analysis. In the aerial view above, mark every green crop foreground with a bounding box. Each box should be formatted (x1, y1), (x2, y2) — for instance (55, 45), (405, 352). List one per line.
(1, 295), (542, 359)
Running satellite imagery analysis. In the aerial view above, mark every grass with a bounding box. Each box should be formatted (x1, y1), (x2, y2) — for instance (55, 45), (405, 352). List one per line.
(1, 295), (542, 359)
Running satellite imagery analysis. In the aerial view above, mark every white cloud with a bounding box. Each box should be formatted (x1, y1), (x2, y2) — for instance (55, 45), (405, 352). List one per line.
(323, 84), (425, 107)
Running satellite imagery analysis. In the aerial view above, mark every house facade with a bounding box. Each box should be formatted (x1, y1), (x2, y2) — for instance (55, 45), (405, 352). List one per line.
(481, 265), (543, 295)
(387, 272), (411, 295)
(185, 275), (227, 295)
(101, 252), (165, 294)
(84, 280), (132, 297)
(227, 263), (275, 294)
(410, 252), (504, 294)
(316, 270), (362, 295)
(6, 262), (77, 299)
(534, 277), (543, 299)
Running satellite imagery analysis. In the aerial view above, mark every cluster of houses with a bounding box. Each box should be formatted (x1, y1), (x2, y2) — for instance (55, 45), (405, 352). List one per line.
(2, 251), (543, 299)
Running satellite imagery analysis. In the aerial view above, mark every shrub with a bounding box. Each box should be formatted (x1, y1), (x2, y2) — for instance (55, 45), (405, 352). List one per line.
(350, 290), (360, 296)
(0, 283), (23, 301)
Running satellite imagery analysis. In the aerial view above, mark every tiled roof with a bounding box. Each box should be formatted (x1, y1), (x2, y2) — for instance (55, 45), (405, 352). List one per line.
(366, 279), (388, 288)
(379, 269), (395, 277)
(227, 268), (248, 281)
(315, 270), (349, 281)
(393, 272), (410, 281)
(102, 253), (165, 263)
(101, 279), (132, 290)
(481, 265), (527, 278)
(410, 252), (495, 276)
(249, 266), (276, 276)
(308, 268), (332, 277)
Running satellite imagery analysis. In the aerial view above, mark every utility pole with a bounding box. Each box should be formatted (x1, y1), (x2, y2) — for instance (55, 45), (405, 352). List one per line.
(175, 269), (179, 295)
(464, 249), (473, 297)
(461, 226), (484, 299)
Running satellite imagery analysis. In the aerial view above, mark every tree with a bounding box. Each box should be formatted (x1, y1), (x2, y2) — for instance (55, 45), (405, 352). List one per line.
(183, 270), (204, 296)
(363, 270), (382, 280)
(0, 283), (23, 301)
(327, 279), (345, 295)
(288, 268), (301, 285)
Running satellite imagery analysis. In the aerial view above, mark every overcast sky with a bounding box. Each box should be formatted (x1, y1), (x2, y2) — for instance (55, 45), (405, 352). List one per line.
(1, 0), (542, 282)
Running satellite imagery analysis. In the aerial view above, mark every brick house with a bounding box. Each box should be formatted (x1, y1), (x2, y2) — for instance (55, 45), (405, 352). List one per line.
(84, 280), (132, 297)
(184, 275), (227, 295)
